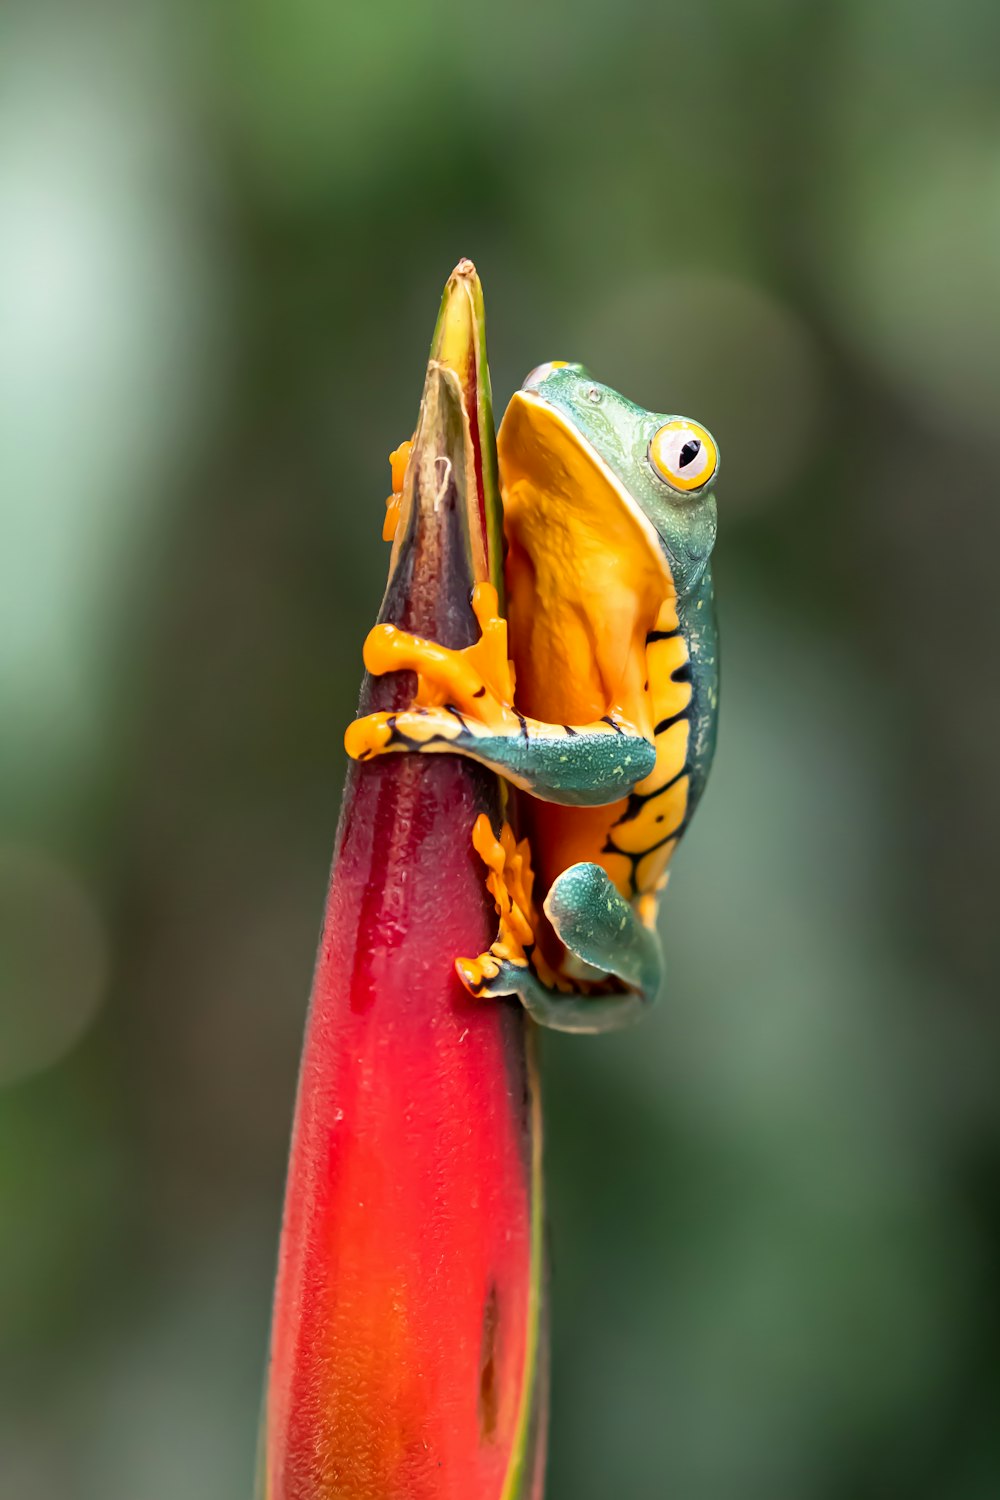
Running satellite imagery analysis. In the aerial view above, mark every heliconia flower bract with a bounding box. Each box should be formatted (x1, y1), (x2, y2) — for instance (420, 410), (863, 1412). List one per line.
(258, 262), (547, 1500)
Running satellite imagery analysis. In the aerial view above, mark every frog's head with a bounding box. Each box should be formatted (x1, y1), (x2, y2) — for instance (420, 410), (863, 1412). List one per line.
(501, 362), (719, 598)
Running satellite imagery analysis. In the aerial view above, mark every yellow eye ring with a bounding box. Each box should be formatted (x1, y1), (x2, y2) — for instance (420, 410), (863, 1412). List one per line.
(648, 419), (718, 493)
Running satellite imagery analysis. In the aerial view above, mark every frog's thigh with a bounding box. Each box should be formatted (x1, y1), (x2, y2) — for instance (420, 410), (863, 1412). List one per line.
(544, 863), (662, 1001)
(473, 725), (654, 804)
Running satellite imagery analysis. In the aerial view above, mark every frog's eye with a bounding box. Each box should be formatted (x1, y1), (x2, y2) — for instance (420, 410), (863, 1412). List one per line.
(521, 360), (580, 389)
(648, 419), (718, 493)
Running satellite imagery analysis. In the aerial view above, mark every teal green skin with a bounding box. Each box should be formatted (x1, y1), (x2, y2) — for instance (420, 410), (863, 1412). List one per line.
(375, 710), (657, 804)
(354, 365), (720, 1033)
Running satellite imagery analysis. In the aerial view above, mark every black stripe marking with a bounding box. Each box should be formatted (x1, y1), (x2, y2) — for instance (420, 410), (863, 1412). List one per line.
(385, 722), (455, 751)
(654, 710), (689, 735)
(646, 627), (682, 643)
(601, 715), (624, 734)
(635, 820), (688, 857)
(602, 818), (688, 865)
(516, 712), (530, 741)
(616, 766), (689, 824)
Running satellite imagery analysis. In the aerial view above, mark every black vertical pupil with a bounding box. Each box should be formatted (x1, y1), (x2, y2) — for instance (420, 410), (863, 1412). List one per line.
(678, 438), (701, 469)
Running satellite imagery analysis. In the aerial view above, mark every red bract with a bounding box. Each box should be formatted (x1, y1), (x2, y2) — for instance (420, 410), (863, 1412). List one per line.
(260, 264), (547, 1500)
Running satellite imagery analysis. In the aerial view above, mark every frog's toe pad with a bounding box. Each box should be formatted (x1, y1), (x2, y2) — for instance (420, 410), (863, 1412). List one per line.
(456, 953), (531, 1001)
(344, 712), (395, 760)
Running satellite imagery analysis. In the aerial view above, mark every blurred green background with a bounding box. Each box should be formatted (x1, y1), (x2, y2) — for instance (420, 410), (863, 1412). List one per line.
(2, 0), (999, 1495)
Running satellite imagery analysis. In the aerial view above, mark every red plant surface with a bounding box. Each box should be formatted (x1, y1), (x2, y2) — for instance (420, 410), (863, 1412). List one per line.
(260, 264), (546, 1500)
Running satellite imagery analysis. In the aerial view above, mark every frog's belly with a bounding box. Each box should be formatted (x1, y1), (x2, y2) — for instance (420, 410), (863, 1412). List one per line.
(504, 563), (641, 898)
(515, 599), (694, 904)
(518, 798), (626, 899)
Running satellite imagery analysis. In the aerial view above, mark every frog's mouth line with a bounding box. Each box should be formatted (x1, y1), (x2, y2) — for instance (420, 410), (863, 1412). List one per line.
(498, 390), (674, 589)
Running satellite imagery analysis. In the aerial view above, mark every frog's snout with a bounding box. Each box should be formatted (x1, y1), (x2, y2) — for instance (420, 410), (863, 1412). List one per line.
(520, 360), (586, 391)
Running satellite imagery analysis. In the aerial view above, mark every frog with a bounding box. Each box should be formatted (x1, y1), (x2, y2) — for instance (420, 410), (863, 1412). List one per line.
(344, 362), (719, 1033)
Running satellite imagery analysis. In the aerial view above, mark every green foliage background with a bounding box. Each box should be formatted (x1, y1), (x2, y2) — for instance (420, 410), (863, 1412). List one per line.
(2, 1), (999, 1495)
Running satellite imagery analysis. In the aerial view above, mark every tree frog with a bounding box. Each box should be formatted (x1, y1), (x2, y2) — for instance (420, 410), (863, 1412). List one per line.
(345, 363), (719, 1033)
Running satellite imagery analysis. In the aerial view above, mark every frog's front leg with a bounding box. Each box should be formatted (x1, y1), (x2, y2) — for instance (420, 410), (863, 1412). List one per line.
(345, 584), (655, 807)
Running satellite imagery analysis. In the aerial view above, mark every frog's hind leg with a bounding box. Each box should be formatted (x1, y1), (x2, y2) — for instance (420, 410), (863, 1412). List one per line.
(461, 870), (659, 1032)
(458, 818), (661, 1034)
(544, 862), (661, 1000)
(534, 865), (662, 1033)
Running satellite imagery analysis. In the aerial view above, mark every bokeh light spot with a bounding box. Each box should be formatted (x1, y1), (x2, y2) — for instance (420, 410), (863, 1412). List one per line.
(580, 272), (826, 512)
(820, 130), (1000, 443)
(0, 845), (109, 1087)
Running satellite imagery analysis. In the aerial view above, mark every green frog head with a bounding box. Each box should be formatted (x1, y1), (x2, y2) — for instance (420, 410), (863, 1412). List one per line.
(509, 361), (719, 599)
